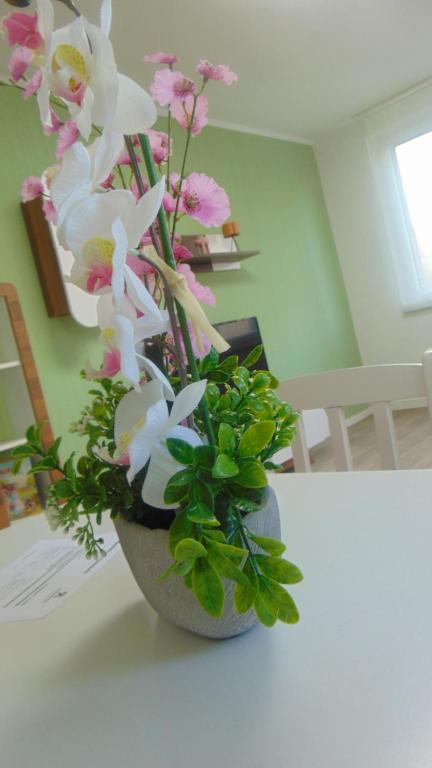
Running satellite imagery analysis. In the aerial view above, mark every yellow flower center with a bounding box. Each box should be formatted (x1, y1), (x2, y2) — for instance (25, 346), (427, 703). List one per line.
(117, 431), (133, 454)
(101, 327), (115, 343)
(51, 44), (90, 92)
(82, 237), (115, 267)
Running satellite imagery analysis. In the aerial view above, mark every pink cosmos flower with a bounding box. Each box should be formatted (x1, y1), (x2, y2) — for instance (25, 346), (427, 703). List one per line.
(143, 51), (178, 65)
(42, 199), (57, 224)
(177, 262), (215, 306)
(42, 109), (61, 135)
(180, 173), (230, 227)
(8, 45), (32, 81)
(150, 69), (195, 107)
(2, 11), (43, 49)
(171, 94), (208, 136)
(55, 120), (79, 160)
(23, 68), (42, 99)
(196, 59), (238, 85)
(21, 175), (43, 202)
(146, 129), (171, 164)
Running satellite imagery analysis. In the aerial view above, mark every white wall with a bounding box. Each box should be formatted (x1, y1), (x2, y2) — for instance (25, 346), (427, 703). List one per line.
(314, 91), (432, 365)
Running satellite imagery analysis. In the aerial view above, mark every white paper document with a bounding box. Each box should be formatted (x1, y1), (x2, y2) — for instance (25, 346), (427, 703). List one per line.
(0, 533), (119, 622)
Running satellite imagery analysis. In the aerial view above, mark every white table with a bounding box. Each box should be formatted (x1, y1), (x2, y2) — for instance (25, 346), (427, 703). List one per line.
(2, 471), (432, 768)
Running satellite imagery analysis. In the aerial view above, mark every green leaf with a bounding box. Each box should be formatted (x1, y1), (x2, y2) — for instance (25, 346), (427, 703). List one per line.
(192, 558), (225, 617)
(53, 479), (74, 499)
(220, 354), (239, 373)
(234, 559), (258, 613)
(156, 562), (177, 582)
(254, 589), (278, 627)
(63, 455), (75, 479)
(251, 372), (271, 392)
(29, 456), (58, 473)
(238, 421), (276, 458)
(218, 423), (236, 454)
(166, 468), (196, 488)
(48, 437), (62, 460)
(200, 347), (219, 373)
(208, 540), (248, 558)
(194, 445), (217, 470)
(248, 533), (286, 556)
(165, 438), (195, 465)
(202, 529), (226, 542)
(276, 595), (300, 624)
(235, 461), (268, 488)
(242, 345), (263, 369)
(207, 545), (250, 586)
(164, 482), (189, 505)
(168, 511), (193, 556)
(255, 555), (303, 584)
(258, 575), (299, 623)
(174, 538), (207, 561)
(212, 453), (239, 479)
(232, 498), (261, 514)
(186, 503), (219, 526)
(11, 444), (33, 459)
(192, 480), (214, 511)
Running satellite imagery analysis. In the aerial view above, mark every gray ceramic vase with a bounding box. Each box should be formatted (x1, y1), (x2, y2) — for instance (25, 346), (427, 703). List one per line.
(114, 487), (280, 639)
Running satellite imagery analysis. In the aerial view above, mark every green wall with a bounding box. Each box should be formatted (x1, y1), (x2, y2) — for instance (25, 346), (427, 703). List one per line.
(0, 87), (360, 455)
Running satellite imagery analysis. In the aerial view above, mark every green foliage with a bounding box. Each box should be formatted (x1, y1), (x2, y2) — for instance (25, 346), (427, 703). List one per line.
(192, 557), (225, 617)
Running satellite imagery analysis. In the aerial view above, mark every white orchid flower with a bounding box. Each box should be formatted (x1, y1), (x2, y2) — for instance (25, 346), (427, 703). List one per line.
(85, 294), (173, 396)
(106, 379), (207, 507)
(57, 179), (165, 317)
(50, 130), (124, 233)
(36, 0), (156, 139)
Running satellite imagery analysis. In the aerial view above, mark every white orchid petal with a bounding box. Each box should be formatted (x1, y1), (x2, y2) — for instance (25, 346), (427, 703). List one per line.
(114, 313), (140, 390)
(85, 20), (118, 128)
(114, 380), (166, 442)
(111, 218), (128, 306)
(125, 179), (165, 248)
(51, 142), (91, 215)
(124, 265), (161, 319)
(74, 87), (94, 142)
(36, 77), (50, 127)
(141, 449), (181, 509)
(137, 355), (175, 401)
(109, 73), (157, 135)
(36, 0), (54, 41)
(126, 398), (169, 482)
(90, 130), (124, 188)
(99, 0), (112, 35)
(134, 310), (169, 342)
(166, 380), (207, 431)
(141, 427), (202, 509)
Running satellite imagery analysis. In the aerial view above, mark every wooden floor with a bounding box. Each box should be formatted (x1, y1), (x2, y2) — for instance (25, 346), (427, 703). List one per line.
(310, 408), (432, 471)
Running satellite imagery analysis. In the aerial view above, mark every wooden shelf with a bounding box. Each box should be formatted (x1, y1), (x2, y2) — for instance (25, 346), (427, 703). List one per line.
(188, 250), (260, 273)
(0, 437), (27, 453)
(0, 360), (21, 371)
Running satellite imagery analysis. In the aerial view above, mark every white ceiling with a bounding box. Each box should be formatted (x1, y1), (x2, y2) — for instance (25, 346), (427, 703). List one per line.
(3, 0), (432, 142)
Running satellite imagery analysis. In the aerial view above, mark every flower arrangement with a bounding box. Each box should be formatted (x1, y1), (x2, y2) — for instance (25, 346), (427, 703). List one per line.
(2, 0), (303, 629)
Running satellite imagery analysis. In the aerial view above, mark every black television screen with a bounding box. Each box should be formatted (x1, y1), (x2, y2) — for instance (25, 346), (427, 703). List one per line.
(213, 317), (268, 370)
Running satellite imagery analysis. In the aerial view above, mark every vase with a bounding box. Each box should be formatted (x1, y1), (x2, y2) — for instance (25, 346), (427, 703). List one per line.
(114, 487), (281, 640)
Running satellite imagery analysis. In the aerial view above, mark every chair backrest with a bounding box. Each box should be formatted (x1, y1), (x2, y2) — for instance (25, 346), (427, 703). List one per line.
(277, 350), (432, 471)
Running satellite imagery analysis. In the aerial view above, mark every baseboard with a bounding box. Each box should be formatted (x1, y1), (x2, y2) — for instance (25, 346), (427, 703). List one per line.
(391, 397), (427, 410)
(346, 408), (371, 427)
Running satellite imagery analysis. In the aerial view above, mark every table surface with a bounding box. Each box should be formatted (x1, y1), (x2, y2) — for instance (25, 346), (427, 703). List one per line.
(2, 470), (432, 768)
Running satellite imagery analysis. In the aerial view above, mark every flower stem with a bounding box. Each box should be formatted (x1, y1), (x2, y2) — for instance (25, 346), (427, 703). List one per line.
(170, 95), (198, 243)
(139, 132), (215, 445)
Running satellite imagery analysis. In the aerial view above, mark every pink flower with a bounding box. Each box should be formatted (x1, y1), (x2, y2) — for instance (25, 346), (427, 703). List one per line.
(173, 243), (192, 261)
(42, 199), (57, 224)
(163, 191), (176, 214)
(171, 94), (208, 136)
(100, 173), (114, 190)
(150, 69), (195, 107)
(196, 59), (238, 85)
(169, 172), (181, 196)
(146, 129), (171, 164)
(8, 45), (32, 81)
(86, 263), (112, 293)
(56, 120), (79, 159)
(21, 175), (43, 202)
(42, 109), (62, 135)
(143, 51), (178, 65)
(180, 173), (230, 227)
(23, 68), (41, 99)
(2, 11), (43, 49)
(116, 147), (141, 166)
(177, 262), (215, 305)
(126, 253), (155, 277)
(85, 348), (121, 380)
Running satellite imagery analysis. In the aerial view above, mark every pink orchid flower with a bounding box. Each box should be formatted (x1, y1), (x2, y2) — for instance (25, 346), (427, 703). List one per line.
(180, 172), (230, 227)
(171, 94), (208, 136)
(196, 59), (238, 85)
(2, 11), (43, 49)
(21, 175), (43, 202)
(23, 68), (42, 99)
(42, 198), (57, 223)
(42, 108), (61, 135)
(143, 51), (178, 65)
(8, 45), (32, 81)
(150, 69), (195, 107)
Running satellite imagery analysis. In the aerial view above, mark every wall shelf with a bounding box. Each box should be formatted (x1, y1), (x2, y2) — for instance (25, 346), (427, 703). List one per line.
(0, 437), (27, 453)
(0, 360), (21, 372)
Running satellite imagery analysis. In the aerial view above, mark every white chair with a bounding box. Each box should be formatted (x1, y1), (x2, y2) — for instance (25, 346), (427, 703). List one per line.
(277, 350), (432, 471)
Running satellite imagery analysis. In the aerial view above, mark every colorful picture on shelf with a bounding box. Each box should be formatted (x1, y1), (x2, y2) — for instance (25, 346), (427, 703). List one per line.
(0, 458), (41, 519)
